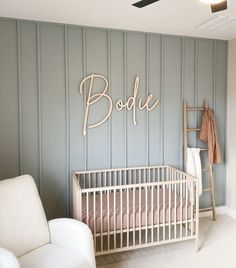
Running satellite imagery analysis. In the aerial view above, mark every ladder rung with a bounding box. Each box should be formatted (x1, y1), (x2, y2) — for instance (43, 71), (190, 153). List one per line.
(186, 108), (205, 111)
(199, 148), (208, 151)
(187, 147), (208, 151)
(199, 207), (213, 212)
(203, 188), (212, 192)
(187, 128), (201, 132)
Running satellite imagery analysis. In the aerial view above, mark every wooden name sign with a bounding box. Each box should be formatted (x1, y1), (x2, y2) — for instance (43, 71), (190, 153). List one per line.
(80, 74), (160, 136)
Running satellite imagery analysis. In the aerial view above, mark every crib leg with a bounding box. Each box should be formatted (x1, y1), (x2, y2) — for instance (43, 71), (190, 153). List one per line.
(195, 223), (200, 252)
(196, 236), (199, 252)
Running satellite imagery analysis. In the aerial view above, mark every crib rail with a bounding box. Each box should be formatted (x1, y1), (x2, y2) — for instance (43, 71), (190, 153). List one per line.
(72, 166), (199, 255)
(73, 165), (195, 189)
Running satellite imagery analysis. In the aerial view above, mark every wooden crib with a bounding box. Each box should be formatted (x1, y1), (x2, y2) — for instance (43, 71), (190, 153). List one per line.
(72, 165), (199, 256)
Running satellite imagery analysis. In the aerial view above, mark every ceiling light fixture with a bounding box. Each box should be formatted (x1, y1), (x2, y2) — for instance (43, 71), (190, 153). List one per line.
(200, 0), (228, 13)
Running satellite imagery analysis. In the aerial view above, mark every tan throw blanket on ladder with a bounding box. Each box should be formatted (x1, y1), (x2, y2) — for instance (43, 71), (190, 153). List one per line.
(199, 108), (222, 164)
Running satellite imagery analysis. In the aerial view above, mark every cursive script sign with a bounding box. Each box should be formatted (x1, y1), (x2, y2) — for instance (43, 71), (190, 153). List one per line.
(80, 74), (160, 136)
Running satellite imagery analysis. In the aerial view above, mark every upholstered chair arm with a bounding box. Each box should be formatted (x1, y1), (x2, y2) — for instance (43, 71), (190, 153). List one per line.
(0, 247), (21, 268)
(48, 218), (96, 268)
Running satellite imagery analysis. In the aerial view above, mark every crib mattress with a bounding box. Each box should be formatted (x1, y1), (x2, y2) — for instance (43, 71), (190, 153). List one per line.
(82, 188), (193, 233)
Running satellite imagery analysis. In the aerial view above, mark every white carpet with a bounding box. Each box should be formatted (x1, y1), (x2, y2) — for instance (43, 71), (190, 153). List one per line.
(96, 215), (236, 268)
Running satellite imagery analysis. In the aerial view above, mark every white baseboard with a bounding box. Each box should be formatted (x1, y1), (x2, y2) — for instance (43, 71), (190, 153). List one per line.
(200, 206), (236, 220)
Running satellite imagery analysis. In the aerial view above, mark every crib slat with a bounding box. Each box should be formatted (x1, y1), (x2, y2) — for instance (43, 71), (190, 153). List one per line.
(191, 184), (194, 237)
(180, 182), (183, 239)
(114, 171), (117, 186)
(145, 186), (148, 244)
(139, 186), (142, 245)
(127, 188), (130, 247)
(163, 184), (166, 242)
(89, 174), (91, 188)
(86, 192), (89, 224)
(185, 177), (188, 238)
(105, 172), (107, 187)
(107, 189), (110, 250)
(121, 188), (123, 248)
(100, 191), (103, 252)
(151, 185), (154, 243)
(157, 184), (160, 242)
(99, 172), (102, 187)
(153, 168), (155, 182)
(83, 174), (86, 189)
(93, 192), (96, 251)
(174, 183), (177, 239)
(133, 187), (136, 246)
(114, 189), (117, 249)
(168, 184), (171, 240)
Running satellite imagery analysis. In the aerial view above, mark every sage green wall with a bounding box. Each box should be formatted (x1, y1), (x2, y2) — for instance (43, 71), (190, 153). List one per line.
(0, 18), (227, 219)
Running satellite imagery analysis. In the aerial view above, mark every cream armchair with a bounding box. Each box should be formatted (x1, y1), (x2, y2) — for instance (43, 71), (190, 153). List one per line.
(0, 175), (96, 268)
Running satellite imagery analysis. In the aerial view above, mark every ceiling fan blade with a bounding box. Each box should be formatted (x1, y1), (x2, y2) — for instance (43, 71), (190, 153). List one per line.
(133, 0), (160, 8)
(211, 0), (227, 13)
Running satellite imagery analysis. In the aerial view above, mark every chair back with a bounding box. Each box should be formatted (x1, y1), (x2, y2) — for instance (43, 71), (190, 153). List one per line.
(0, 175), (50, 257)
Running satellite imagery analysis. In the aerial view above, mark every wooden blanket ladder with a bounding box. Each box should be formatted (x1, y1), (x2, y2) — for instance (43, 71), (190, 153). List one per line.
(183, 99), (216, 221)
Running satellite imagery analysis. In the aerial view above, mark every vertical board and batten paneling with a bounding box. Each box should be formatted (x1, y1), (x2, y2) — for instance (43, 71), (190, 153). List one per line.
(197, 39), (215, 207)
(68, 27), (85, 172)
(110, 31), (126, 168)
(0, 20), (19, 179)
(40, 23), (67, 218)
(197, 39), (214, 144)
(214, 41), (227, 205)
(20, 22), (39, 186)
(67, 26), (84, 215)
(183, 38), (196, 148)
(86, 29), (110, 170)
(163, 36), (182, 166)
(148, 35), (162, 165)
(0, 18), (228, 218)
(126, 32), (147, 167)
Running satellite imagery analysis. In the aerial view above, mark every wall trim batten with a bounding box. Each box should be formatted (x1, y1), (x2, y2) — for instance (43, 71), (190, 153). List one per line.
(124, 32), (128, 167)
(180, 37), (185, 169)
(107, 30), (112, 168)
(160, 35), (164, 165)
(16, 20), (22, 175)
(223, 42), (228, 205)
(82, 28), (88, 170)
(146, 33), (150, 166)
(64, 25), (70, 216)
(194, 39), (198, 148)
(213, 40), (216, 111)
(36, 22), (42, 192)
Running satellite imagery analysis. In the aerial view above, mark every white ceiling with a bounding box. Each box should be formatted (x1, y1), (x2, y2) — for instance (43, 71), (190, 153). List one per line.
(0, 0), (236, 40)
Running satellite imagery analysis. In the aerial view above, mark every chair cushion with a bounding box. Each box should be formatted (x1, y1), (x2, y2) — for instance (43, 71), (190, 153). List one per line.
(18, 244), (90, 268)
(0, 175), (50, 257)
